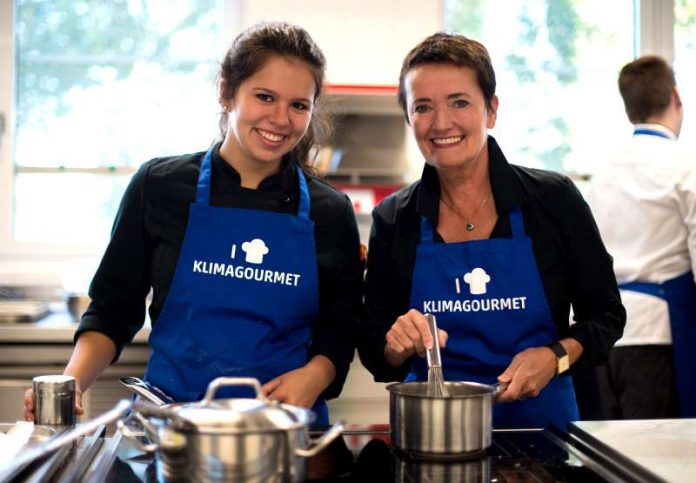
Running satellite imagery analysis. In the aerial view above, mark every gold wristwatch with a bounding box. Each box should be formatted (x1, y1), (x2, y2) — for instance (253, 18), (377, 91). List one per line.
(547, 341), (569, 375)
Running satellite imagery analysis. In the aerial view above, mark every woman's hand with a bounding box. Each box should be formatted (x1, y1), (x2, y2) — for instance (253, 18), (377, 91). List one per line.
(23, 331), (116, 421)
(495, 346), (556, 403)
(23, 386), (84, 422)
(384, 309), (448, 367)
(496, 338), (583, 403)
(261, 355), (336, 408)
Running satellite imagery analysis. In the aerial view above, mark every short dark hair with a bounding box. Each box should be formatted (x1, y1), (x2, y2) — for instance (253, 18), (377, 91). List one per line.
(397, 32), (496, 118)
(618, 55), (675, 123)
(218, 22), (327, 167)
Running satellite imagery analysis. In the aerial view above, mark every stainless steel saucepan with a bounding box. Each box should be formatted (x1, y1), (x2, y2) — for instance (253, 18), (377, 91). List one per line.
(387, 380), (503, 458)
(118, 377), (344, 482)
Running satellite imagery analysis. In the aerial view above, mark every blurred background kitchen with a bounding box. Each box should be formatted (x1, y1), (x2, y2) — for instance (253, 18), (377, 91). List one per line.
(0, 0), (695, 425)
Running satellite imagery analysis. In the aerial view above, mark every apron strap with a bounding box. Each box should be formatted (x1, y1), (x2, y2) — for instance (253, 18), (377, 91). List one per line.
(195, 147), (311, 220)
(509, 208), (524, 238)
(420, 215), (434, 244)
(618, 280), (665, 298)
(296, 167), (311, 220)
(196, 148), (214, 205)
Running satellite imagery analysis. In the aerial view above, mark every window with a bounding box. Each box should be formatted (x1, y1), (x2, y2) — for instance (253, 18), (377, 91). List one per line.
(675, 0), (696, 148)
(3, 0), (226, 251)
(444, 0), (636, 176)
(0, 0), (684, 266)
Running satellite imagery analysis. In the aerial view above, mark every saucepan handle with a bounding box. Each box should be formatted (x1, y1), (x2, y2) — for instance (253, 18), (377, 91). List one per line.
(294, 420), (345, 458)
(492, 381), (509, 402)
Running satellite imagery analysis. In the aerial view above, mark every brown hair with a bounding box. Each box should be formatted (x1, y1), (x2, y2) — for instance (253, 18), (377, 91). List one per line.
(618, 55), (675, 123)
(397, 32), (496, 120)
(218, 22), (328, 168)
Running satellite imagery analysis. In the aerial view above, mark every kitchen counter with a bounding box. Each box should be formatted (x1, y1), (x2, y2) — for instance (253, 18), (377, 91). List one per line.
(6, 419), (695, 482)
(570, 419), (696, 482)
(0, 308), (150, 344)
(18, 425), (602, 482)
(103, 424), (649, 482)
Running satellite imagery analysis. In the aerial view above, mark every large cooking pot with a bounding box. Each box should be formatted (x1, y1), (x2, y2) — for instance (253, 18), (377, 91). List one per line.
(118, 377), (344, 482)
(387, 380), (500, 458)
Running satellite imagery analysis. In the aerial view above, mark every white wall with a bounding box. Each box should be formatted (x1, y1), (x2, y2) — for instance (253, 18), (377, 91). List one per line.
(239, 0), (443, 86)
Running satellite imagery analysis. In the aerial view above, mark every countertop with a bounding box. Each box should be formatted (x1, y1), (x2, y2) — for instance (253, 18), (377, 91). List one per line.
(0, 308), (151, 344)
(570, 419), (696, 482)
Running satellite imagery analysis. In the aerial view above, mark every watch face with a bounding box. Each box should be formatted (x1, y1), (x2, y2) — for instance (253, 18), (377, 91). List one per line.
(558, 356), (570, 374)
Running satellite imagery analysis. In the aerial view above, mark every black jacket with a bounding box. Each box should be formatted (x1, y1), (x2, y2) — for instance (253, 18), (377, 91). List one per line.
(76, 143), (363, 399)
(358, 136), (625, 381)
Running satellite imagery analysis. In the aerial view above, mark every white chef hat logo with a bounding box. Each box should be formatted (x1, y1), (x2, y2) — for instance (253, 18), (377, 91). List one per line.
(463, 267), (491, 295)
(241, 238), (269, 264)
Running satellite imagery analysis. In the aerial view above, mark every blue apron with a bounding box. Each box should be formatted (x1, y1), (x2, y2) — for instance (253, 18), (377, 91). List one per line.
(619, 272), (696, 417)
(144, 147), (328, 424)
(408, 208), (578, 429)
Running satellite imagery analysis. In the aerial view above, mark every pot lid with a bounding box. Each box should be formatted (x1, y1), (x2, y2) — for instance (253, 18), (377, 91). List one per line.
(174, 398), (309, 432)
(167, 377), (314, 433)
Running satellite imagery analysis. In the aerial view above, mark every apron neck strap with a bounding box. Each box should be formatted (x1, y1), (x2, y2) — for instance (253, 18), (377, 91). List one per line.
(296, 166), (310, 219)
(420, 206), (525, 243)
(420, 215), (435, 243)
(196, 148), (214, 205)
(509, 207), (524, 237)
(195, 148), (311, 219)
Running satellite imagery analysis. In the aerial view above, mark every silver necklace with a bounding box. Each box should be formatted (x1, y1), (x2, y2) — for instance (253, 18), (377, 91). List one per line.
(441, 190), (492, 231)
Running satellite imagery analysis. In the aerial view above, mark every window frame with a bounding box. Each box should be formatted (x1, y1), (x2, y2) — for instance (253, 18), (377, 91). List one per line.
(0, 1), (243, 265)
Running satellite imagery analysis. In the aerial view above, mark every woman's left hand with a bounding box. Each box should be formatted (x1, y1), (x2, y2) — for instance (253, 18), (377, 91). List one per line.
(495, 346), (556, 403)
(261, 355), (336, 408)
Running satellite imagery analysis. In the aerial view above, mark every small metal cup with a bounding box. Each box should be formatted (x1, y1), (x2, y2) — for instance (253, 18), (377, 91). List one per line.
(33, 375), (76, 426)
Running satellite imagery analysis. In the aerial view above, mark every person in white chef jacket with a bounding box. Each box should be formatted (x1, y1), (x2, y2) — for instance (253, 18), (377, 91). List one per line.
(588, 55), (696, 418)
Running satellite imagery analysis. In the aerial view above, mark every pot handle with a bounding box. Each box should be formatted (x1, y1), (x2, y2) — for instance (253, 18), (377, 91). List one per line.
(117, 400), (191, 453)
(294, 420), (345, 458)
(200, 377), (265, 406)
(117, 416), (159, 453)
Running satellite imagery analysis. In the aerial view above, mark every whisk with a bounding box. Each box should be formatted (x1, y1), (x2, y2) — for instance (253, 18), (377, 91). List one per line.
(425, 313), (449, 397)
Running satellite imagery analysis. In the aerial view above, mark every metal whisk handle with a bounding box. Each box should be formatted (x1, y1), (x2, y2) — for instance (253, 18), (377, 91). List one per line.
(425, 313), (442, 367)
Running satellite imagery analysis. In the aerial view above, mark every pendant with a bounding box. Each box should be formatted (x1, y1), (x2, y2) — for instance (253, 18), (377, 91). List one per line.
(465, 223), (475, 231)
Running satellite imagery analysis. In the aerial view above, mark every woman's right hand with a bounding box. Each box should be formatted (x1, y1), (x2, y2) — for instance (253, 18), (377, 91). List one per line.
(384, 309), (448, 367)
(23, 386), (84, 422)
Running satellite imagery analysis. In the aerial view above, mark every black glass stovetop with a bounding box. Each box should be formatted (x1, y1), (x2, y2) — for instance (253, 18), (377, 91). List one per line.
(109, 424), (610, 482)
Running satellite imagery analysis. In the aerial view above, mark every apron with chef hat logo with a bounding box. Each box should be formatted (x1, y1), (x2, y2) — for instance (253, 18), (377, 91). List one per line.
(407, 208), (579, 429)
(619, 272), (696, 417)
(144, 147), (328, 425)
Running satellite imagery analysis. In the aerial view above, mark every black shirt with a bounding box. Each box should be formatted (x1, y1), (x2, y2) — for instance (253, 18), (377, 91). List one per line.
(76, 143), (364, 399)
(358, 136), (625, 381)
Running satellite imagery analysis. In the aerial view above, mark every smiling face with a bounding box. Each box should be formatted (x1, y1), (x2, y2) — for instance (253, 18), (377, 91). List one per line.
(222, 55), (316, 174)
(404, 63), (498, 171)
